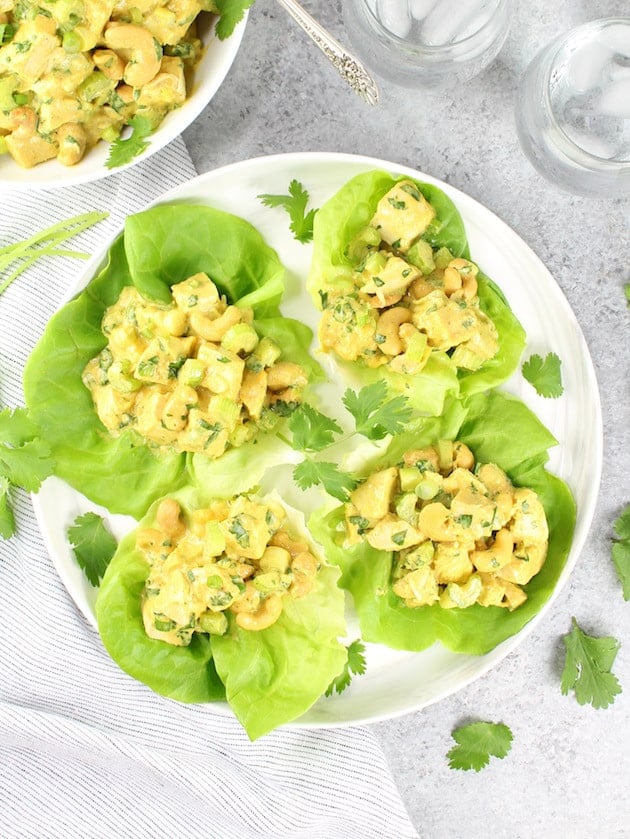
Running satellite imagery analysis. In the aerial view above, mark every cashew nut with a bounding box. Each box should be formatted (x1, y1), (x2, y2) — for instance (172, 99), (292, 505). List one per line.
(443, 266), (463, 295)
(5, 106), (57, 168)
(266, 362), (308, 391)
(471, 528), (514, 572)
(92, 48), (126, 81)
(409, 277), (435, 300)
(269, 530), (309, 557)
(239, 369), (267, 419)
(189, 306), (242, 342)
(403, 447), (440, 471)
(376, 307), (412, 356)
(452, 441), (474, 470)
(103, 24), (162, 88)
(155, 498), (186, 539)
(289, 551), (318, 598)
(235, 593), (283, 631)
(417, 502), (457, 542)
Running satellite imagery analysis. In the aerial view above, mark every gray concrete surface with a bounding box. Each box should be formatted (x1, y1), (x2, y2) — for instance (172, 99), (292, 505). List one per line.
(184, 1), (630, 836)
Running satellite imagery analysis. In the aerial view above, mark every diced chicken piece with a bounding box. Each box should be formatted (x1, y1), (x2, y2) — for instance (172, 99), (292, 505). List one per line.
(360, 255), (421, 304)
(365, 514), (425, 551)
(411, 291), (483, 351)
(135, 335), (196, 384)
(350, 467), (399, 520)
(239, 369), (267, 419)
(197, 344), (244, 402)
(370, 180), (436, 252)
(433, 542), (475, 584)
(171, 273), (223, 316)
(496, 541), (547, 585)
(392, 566), (439, 607)
(318, 295), (378, 361)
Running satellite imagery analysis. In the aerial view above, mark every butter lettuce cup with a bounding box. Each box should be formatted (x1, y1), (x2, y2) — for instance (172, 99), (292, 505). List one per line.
(24, 204), (322, 518)
(309, 390), (576, 656)
(307, 170), (526, 417)
(96, 484), (347, 740)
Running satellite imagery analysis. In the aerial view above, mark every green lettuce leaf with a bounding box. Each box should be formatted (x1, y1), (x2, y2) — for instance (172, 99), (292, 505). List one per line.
(96, 486), (347, 739)
(309, 390), (576, 656)
(23, 206), (318, 517)
(123, 205), (284, 314)
(96, 517), (225, 704)
(307, 170), (525, 412)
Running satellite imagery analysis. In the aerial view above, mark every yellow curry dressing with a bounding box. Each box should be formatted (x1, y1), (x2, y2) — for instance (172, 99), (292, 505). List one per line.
(344, 439), (548, 611)
(82, 272), (307, 456)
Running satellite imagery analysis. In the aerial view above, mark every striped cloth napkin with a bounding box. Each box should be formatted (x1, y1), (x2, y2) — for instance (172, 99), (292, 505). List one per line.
(0, 138), (418, 839)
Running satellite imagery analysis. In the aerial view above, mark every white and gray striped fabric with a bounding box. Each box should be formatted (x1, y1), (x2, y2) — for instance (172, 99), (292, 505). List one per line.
(0, 139), (418, 839)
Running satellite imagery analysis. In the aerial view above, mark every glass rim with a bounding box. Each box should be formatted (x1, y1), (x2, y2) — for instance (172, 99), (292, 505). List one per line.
(357, 0), (512, 54)
(540, 17), (630, 169)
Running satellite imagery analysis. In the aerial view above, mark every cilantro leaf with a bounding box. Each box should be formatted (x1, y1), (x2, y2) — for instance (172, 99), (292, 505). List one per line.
(0, 407), (54, 492)
(105, 116), (152, 170)
(0, 477), (15, 540)
(624, 283), (630, 306)
(612, 504), (630, 600)
(67, 512), (117, 587)
(293, 459), (357, 502)
(287, 403), (342, 453)
(342, 382), (413, 440)
(214, 0), (255, 40)
(325, 639), (367, 697)
(447, 721), (513, 771)
(258, 179), (318, 243)
(561, 617), (622, 709)
(521, 352), (564, 398)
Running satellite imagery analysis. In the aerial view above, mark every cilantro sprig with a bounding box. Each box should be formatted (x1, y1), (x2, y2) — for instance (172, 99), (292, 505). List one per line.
(67, 512), (117, 587)
(561, 617), (622, 709)
(258, 179), (318, 243)
(0, 407), (55, 539)
(522, 352), (564, 398)
(612, 504), (630, 600)
(447, 721), (513, 771)
(325, 640), (367, 696)
(287, 403), (342, 453)
(105, 116), (152, 170)
(214, 0), (255, 40)
(293, 460), (358, 503)
(343, 380), (414, 440)
(283, 384), (412, 501)
(0, 211), (108, 296)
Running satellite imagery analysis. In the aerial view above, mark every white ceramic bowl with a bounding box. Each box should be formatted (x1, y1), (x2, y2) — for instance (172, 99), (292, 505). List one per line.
(0, 13), (246, 191)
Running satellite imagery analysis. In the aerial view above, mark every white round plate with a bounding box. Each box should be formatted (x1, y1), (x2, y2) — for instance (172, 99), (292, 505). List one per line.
(0, 14), (246, 191)
(33, 152), (603, 727)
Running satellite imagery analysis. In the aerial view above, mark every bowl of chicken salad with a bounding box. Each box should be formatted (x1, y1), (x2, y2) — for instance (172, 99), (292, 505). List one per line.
(0, 0), (248, 188)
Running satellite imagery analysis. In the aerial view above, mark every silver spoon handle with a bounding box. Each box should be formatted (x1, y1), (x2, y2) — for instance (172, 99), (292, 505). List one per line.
(274, 0), (379, 105)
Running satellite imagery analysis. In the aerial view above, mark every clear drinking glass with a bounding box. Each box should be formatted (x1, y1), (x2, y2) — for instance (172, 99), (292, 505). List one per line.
(342, 0), (513, 89)
(515, 19), (630, 198)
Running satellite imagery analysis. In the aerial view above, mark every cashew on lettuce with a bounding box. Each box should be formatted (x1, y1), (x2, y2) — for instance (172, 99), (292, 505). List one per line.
(344, 440), (549, 612)
(138, 495), (321, 645)
(82, 273), (308, 457)
(317, 180), (499, 374)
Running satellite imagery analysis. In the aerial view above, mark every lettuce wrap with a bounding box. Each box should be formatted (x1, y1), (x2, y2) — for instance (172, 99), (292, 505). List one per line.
(307, 171), (526, 414)
(309, 390), (576, 656)
(96, 486), (347, 740)
(23, 205), (322, 518)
